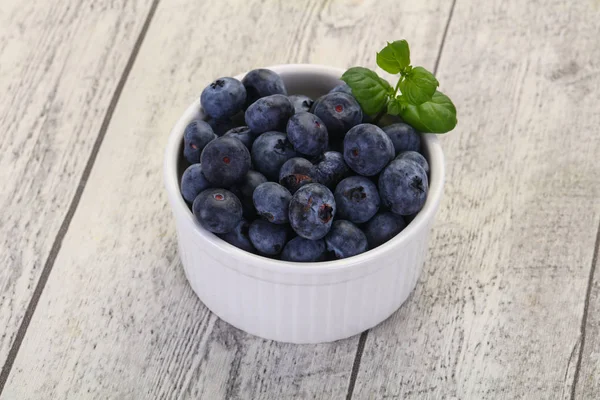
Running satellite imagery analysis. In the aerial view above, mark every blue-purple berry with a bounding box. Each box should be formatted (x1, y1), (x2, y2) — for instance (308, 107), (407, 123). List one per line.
(395, 151), (429, 173)
(251, 131), (297, 180)
(334, 176), (380, 224)
(183, 120), (217, 164)
(249, 219), (288, 256)
(200, 136), (251, 187)
(289, 94), (314, 114)
(245, 94), (294, 134)
(286, 112), (329, 156)
(364, 212), (406, 248)
(180, 164), (211, 203)
(288, 183), (336, 240)
(379, 159), (429, 215)
(312, 92), (362, 138)
(218, 219), (256, 253)
(242, 69), (287, 107)
(224, 126), (254, 149)
(314, 151), (350, 189)
(201, 77), (246, 120)
(281, 237), (327, 262)
(193, 188), (243, 234)
(279, 157), (316, 194)
(252, 182), (292, 224)
(325, 220), (368, 259)
(329, 83), (353, 95)
(382, 122), (421, 154)
(232, 170), (268, 219)
(343, 123), (394, 176)
(206, 117), (239, 136)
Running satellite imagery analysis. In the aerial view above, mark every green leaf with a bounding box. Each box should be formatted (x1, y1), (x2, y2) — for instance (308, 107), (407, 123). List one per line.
(399, 90), (457, 133)
(387, 97), (404, 115)
(341, 67), (391, 115)
(379, 76), (394, 95)
(399, 66), (439, 105)
(376, 40), (410, 74)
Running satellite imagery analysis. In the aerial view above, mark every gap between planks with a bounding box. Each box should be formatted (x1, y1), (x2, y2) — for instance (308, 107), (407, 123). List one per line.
(0, 0), (162, 394)
(570, 220), (600, 400)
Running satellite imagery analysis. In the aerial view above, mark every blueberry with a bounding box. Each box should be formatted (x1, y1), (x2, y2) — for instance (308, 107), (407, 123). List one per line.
(334, 176), (380, 224)
(325, 220), (368, 259)
(312, 92), (362, 138)
(252, 182), (292, 224)
(314, 151), (350, 189)
(377, 114), (404, 128)
(245, 94), (294, 134)
(180, 164), (211, 203)
(286, 112), (329, 156)
(206, 116), (239, 136)
(192, 188), (242, 234)
(281, 237), (327, 262)
(218, 219), (256, 253)
(183, 120), (217, 163)
(251, 131), (297, 180)
(200, 136), (251, 187)
(201, 77), (246, 120)
(288, 94), (314, 114)
(382, 122), (421, 154)
(364, 212), (406, 248)
(236, 170), (268, 199)
(248, 219), (288, 256)
(224, 126), (254, 149)
(279, 157), (316, 194)
(344, 123), (394, 176)
(289, 183), (336, 240)
(395, 151), (429, 173)
(232, 170), (267, 219)
(242, 68), (287, 107)
(329, 83), (353, 95)
(327, 85), (371, 123)
(379, 159), (429, 215)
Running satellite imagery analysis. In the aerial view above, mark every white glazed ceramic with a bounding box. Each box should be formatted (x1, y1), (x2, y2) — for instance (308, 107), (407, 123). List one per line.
(164, 64), (444, 344)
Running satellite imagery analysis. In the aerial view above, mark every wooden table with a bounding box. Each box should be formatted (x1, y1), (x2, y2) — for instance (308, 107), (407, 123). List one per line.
(1, 0), (599, 398)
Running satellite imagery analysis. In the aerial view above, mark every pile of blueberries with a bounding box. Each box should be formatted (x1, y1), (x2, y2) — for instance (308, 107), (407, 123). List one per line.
(180, 69), (430, 262)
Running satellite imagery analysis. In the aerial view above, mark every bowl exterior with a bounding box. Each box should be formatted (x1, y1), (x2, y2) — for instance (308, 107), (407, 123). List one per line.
(165, 64), (444, 343)
(174, 206), (435, 343)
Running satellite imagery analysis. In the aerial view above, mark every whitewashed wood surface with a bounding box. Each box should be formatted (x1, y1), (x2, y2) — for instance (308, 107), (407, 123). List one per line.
(0, 0), (452, 399)
(1, 0), (599, 399)
(353, 0), (600, 397)
(0, 0), (154, 376)
(577, 246), (600, 398)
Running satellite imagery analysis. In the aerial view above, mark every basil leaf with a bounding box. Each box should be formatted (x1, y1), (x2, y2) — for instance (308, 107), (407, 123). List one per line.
(341, 67), (391, 116)
(376, 40), (410, 74)
(379, 76), (394, 95)
(387, 97), (404, 115)
(399, 66), (439, 105)
(399, 90), (457, 133)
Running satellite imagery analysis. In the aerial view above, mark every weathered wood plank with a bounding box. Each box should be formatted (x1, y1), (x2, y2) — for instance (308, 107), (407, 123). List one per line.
(0, 0), (453, 398)
(0, 0), (154, 370)
(576, 231), (600, 399)
(353, 0), (600, 398)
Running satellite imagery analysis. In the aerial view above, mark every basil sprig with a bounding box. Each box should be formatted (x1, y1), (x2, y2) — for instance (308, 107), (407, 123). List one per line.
(341, 40), (457, 133)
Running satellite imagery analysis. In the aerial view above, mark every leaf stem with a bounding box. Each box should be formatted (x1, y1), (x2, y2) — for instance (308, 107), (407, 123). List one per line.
(372, 103), (388, 124)
(392, 76), (403, 97)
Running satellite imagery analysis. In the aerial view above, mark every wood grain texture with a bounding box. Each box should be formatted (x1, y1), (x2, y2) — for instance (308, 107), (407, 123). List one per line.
(576, 229), (600, 399)
(353, 0), (600, 399)
(0, 0), (453, 398)
(0, 0), (154, 369)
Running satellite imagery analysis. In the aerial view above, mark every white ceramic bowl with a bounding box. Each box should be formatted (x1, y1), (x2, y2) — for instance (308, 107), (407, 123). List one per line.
(164, 64), (444, 343)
